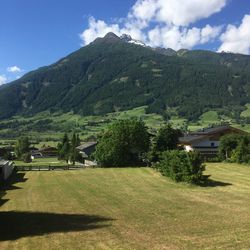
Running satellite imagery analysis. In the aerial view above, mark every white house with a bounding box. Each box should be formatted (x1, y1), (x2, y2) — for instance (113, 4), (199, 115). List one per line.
(179, 125), (247, 157)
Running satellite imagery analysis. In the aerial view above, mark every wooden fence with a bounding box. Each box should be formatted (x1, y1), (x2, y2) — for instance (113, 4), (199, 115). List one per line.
(15, 165), (85, 171)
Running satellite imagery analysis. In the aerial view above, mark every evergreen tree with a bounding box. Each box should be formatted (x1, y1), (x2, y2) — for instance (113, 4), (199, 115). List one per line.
(150, 124), (182, 162)
(70, 132), (80, 165)
(15, 137), (31, 159)
(155, 124), (181, 152)
(58, 133), (70, 163)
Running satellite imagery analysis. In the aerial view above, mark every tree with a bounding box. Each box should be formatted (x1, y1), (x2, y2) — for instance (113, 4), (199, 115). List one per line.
(76, 134), (81, 147)
(231, 136), (250, 164)
(219, 134), (240, 160)
(15, 137), (31, 159)
(94, 119), (150, 167)
(155, 124), (181, 151)
(58, 133), (70, 163)
(70, 132), (81, 165)
(150, 124), (182, 162)
(219, 134), (250, 164)
(58, 133), (82, 165)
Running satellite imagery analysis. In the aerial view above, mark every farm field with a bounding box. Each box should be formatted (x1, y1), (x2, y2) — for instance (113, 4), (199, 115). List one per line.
(1, 163), (250, 249)
(0, 105), (250, 148)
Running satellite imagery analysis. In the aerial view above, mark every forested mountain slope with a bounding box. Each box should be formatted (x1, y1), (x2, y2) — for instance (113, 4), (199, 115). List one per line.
(0, 32), (250, 121)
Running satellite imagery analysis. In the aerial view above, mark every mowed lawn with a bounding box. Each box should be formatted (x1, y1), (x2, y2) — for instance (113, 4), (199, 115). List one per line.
(1, 163), (250, 250)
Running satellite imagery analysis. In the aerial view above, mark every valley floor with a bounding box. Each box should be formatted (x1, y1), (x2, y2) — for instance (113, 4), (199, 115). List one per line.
(0, 163), (250, 249)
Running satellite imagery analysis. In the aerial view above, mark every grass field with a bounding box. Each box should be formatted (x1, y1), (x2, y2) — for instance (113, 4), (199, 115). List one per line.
(1, 163), (250, 249)
(14, 158), (67, 167)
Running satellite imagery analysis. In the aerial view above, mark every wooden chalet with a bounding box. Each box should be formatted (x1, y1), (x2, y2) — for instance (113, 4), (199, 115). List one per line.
(179, 125), (247, 157)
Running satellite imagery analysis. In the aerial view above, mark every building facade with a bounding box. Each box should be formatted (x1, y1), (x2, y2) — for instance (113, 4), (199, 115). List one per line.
(179, 125), (247, 157)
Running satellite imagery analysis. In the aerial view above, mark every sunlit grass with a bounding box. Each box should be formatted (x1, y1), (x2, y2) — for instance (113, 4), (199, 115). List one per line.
(1, 163), (250, 249)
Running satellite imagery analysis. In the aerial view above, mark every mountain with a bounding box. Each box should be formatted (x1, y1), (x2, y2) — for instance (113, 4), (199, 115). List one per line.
(0, 32), (250, 121)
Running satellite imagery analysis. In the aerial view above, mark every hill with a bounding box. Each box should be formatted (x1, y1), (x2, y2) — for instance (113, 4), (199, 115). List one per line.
(0, 32), (250, 121)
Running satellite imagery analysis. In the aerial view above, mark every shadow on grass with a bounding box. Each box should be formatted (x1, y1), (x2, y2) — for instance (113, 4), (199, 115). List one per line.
(0, 172), (28, 191)
(0, 198), (9, 206)
(0, 172), (28, 207)
(0, 211), (114, 241)
(198, 175), (232, 187)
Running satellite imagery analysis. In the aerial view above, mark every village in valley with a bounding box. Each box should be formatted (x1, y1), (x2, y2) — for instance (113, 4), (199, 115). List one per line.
(0, 123), (249, 179)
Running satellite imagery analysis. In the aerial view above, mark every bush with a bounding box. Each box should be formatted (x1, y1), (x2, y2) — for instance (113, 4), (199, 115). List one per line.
(22, 153), (32, 163)
(155, 150), (205, 184)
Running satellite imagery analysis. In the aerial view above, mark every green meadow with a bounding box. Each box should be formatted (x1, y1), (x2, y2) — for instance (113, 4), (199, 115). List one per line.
(1, 163), (250, 249)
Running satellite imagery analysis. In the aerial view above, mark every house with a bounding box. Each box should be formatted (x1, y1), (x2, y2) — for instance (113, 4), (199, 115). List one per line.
(179, 125), (247, 157)
(31, 146), (58, 159)
(0, 161), (14, 180)
(31, 152), (43, 160)
(39, 147), (58, 157)
(76, 142), (97, 166)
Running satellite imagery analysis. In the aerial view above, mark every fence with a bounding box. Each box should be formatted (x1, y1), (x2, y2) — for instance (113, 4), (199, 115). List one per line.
(15, 165), (85, 171)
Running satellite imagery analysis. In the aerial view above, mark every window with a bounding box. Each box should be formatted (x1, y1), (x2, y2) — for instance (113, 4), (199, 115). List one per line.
(211, 142), (215, 147)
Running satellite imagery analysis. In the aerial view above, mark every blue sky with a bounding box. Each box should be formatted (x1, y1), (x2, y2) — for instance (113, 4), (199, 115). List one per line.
(0, 0), (250, 84)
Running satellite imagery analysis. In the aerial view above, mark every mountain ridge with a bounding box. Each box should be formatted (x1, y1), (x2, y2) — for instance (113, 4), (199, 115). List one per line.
(0, 33), (250, 121)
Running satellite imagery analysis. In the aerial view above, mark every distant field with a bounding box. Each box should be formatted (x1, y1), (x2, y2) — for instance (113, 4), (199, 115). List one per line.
(1, 163), (250, 249)
(0, 105), (249, 147)
(0, 107), (166, 147)
(14, 157), (66, 167)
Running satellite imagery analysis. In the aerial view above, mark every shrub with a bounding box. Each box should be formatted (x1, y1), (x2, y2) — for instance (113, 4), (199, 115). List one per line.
(155, 150), (205, 184)
(22, 153), (32, 163)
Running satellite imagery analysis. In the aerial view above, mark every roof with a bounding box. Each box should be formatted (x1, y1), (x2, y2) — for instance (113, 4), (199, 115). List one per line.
(179, 135), (206, 144)
(189, 125), (246, 136)
(76, 142), (97, 151)
(0, 160), (8, 166)
(179, 125), (247, 145)
(39, 147), (57, 152)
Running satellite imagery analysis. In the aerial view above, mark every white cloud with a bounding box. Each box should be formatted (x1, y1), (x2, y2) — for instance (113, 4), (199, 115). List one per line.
(7, 66), (22, 73)
(79, 0), (227, 50)
(201, 24), (222, 44)
(147, 24), (222, 50)
(0, 75), (7, 85)
(131, 0), (227, 26)
(80, 17), (122, 45)
(218, 15), (250, 54)
(130, 0), (158, 23)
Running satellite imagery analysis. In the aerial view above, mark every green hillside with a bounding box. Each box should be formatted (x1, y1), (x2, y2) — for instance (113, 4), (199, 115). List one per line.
(0, 32), (250, 122)
(0, 106), (249, 148)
